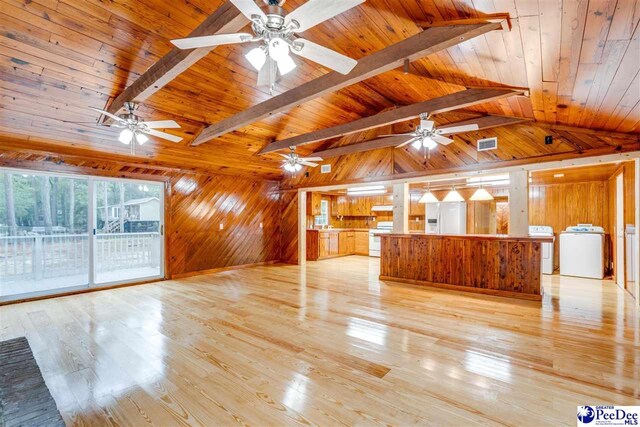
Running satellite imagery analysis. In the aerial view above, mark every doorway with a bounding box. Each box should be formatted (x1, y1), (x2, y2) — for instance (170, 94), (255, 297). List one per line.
(0, 169), (164, 302)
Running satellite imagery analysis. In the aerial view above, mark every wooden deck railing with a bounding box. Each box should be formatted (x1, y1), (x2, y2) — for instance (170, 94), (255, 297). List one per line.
(0, 233), (160, 282)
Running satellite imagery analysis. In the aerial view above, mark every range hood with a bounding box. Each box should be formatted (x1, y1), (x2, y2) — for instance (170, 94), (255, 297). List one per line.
(371, 205), (393, 212)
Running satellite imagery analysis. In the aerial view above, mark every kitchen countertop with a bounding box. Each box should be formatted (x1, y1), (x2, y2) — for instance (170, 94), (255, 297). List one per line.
(307, 228), (371, 232)
(377, 233), (554, 242)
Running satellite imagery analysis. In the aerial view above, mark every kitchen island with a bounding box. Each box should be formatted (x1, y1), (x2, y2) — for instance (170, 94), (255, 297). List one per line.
(379, 233), (554, 300)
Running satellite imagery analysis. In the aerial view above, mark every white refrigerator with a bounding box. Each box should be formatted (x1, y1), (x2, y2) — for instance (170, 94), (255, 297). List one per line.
(425, 202), (467, 234)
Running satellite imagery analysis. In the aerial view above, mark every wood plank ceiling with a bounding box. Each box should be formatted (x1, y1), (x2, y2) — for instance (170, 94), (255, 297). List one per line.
(1, 0), (639, 180)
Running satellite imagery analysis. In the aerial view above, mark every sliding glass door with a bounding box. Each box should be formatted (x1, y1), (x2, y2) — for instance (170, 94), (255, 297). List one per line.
(93, 180), (163, 285)
(0, 169), (164, 302)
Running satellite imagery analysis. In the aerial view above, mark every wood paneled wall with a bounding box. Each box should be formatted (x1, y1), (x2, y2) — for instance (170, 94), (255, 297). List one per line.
(0, 151), (283, 277)
(529, 181), (610, 270)
(169, 174), (281, 277)
(280, 191), (299, 264)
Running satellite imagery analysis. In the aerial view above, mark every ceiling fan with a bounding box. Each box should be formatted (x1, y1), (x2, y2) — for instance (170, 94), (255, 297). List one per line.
(279, 147), (322, 172)
(382, 113), (479, 152)
(90, 102), (183, 155)
(171, 0), (363, 93)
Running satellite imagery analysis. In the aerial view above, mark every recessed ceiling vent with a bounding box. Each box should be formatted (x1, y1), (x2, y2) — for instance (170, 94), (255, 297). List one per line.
(477, 137), (498, 152)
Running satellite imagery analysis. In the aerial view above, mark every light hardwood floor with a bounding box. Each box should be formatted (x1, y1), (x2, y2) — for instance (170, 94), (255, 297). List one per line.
(1, 256), (638, 426)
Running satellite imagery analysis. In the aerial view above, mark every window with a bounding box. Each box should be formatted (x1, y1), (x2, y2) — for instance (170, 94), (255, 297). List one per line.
(314, 199), (329, 226)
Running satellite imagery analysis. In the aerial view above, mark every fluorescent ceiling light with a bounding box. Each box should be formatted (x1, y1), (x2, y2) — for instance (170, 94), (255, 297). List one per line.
(470, 188), (494, 201)
(348, 189), (386, 196)
(348, 185), (384, 193)
(419, 191), (439, 203)
(467, 174), (509, 184)
(443, 188), (464, 202)
(553, 173), (564, 178)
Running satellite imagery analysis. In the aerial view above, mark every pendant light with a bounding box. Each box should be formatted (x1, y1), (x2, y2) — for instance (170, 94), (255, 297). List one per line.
(419, 190), (439, 203)
(470, 187), (494, 201)
(443, 187), (464, 202)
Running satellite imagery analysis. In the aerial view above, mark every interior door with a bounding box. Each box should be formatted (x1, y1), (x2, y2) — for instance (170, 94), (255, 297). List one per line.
(616, 173), (625, 288)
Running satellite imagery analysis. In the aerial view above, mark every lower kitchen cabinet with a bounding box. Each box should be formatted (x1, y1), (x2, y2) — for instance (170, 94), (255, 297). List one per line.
(307, 230), (360, 260)
(354, 231), (369, 255)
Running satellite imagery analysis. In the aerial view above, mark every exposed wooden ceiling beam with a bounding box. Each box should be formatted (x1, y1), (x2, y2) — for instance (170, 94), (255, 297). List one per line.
(311, 115), (532, 159)
(103, 2), (246, 119)
(260, 88), (524, 154)
(192, 20), (507, 146)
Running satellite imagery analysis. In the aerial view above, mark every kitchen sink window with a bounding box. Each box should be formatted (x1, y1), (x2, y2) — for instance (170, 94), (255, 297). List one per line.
(314, 199), (329, 227)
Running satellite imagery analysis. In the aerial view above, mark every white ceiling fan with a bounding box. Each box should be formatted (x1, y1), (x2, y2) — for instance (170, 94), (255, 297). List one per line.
(171, 0), (364, 93)
(382, 113), (479, 152)
(90, 102), (183, 155)
(279, 147), (322, 172)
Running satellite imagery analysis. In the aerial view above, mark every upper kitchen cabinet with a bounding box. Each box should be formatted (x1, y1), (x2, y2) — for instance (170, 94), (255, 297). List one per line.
(410, 193), (426, 216)
(306, 192), (323, 216)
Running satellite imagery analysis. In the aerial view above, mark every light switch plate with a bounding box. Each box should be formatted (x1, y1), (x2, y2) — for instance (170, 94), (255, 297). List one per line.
(219, 223), (224, 230)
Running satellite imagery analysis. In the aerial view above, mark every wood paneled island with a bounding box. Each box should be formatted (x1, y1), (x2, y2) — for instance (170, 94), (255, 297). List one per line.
(379, 234), (554, 300)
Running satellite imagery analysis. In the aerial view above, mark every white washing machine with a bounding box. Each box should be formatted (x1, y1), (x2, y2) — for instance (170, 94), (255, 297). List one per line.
(559, 225), (605, 279)
(529, 225), (554, 275)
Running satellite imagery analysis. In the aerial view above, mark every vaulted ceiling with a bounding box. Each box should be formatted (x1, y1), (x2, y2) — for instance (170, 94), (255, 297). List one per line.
(1, 0), (639, 180)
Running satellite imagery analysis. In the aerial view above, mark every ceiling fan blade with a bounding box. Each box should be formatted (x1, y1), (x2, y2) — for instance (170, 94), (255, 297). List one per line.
(171, 33), (252, 50)
(432, 134), (454, 145)
(277, 153), (290, 159)
(230, 0), (267, 22)
(299, 161), (319, 167)
(420, 119), (435, 131)
(292, 38), (357, 75)
(437, 124), (479, 135)
(396, 137), (419, 148)
(144, 129), (183, 143)
(144, 120), (181, 129)
(286, 0), (365, 33)
(378, 133), (415, 138)
(300, 157), (323, 162)
(90, 107), (124, 123)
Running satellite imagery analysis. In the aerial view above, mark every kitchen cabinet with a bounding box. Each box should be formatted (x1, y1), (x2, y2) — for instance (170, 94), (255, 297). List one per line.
(330, 195), (392, 217)
(329, 231), (339, 255)
(307, 229), (359, 260)
(318, 233), (330, 258)
(410, 192), (425, 216)
(355, 231), (369, 255)
(339, 231), (355, 255)
(331, 196), (349, 216)
(306, 192), (322, 216)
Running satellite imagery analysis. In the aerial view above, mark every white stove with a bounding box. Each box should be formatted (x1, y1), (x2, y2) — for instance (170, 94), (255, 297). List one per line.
(369, 221), (393, 257)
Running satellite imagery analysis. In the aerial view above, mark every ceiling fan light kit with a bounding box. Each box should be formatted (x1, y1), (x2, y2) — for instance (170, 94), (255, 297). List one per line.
(171, 0), (363, 95)
(280, 146), (323, 173)
(90, 102), (183, 155)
